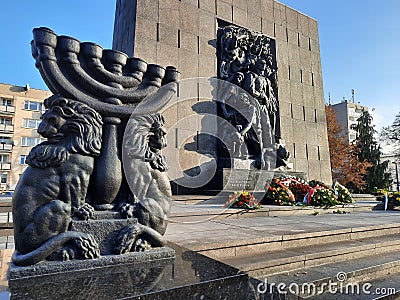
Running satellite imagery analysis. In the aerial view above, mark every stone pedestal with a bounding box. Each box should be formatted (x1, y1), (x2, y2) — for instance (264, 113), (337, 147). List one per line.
(70, 212), (135, 255)
(8, 212), (175, 280)
(8, 243), (250, 299)
(218, 168), (307, 200)
(172, 162), (307, 196)
(222, 169), (308, 193)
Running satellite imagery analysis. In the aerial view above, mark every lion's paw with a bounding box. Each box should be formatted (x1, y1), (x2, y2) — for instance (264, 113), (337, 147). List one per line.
(74, 204), (95, 220)
(119, 203), (135, 219)
(132, 238), (152, 252)
(47, 246), (76, 261)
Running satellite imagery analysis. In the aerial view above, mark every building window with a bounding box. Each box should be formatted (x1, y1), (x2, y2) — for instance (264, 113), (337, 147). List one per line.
(1, 98), (12, 106)
(0, 117), (12, 125)
(21, 137), (42, 147)
(0, 155), (9, 163)
(24, 101), (43, 111)
(0, 137), (11, 144)
(1, 173), (7, 184)
(20, 155), (27, 165)
(22, 119), (41, 129)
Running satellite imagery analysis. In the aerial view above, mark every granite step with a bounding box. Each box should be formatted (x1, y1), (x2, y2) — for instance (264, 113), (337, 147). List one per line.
(170, 195), (213, 205)
(255, 250), (400, 299)
(192, 222), (400, 260)
(352, 194), (379, 202)
(220, 233), (400, 279)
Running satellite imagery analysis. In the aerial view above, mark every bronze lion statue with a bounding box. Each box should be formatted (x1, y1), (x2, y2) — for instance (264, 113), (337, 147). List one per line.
(12, 96), (103, 266)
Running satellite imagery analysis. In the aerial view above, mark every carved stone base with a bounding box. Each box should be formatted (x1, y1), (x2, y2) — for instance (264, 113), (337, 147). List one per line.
(8, 247), (175, 280)
(9, 243), (249, 299)
(222, 169), (308, 192)
(172, 167), (307, 195)
(9, 211), (175, 280)
(71, 212), (136, 255)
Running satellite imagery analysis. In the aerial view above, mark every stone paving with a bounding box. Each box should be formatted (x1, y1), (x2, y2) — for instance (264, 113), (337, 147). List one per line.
(0, 199), (398, 296)
(0, 200), (392, 252)
(165, 210), (400, 250)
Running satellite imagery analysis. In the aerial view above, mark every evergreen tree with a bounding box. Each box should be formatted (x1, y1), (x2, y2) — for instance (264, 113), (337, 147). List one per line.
(352, 110), (391, 193)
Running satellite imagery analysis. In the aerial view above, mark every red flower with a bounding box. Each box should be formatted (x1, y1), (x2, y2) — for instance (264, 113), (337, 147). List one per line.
(238, 201), (243, 206)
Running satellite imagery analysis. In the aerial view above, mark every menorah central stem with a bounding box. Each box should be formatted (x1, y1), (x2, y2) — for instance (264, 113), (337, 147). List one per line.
(91, 116), (122, 206)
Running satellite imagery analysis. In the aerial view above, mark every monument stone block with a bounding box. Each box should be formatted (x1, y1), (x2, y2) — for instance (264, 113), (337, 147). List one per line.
(217, 0), (233, 22)
(247, 14), (262, 32)
(112, 0), (333, 192)
(233, 7), (248, 27)
(298, 14), (310, 35)
(247, 0), (262, 17)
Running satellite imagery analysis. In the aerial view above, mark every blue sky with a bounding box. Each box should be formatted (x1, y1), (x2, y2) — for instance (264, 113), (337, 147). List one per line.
(1, 0), (399, 130)
(282, 0), (400, 130)
(0, 1), (115, 89)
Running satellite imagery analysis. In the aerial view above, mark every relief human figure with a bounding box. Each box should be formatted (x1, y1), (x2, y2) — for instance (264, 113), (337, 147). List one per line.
(221, 91), (261, 159)
(244, 58), (278, 138)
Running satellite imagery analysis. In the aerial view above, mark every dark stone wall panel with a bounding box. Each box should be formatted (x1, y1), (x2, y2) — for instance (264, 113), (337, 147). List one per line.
(113, 0), (332, 183)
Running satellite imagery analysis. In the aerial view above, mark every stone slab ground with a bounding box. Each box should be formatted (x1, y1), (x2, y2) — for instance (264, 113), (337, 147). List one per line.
(165, 204), (400, 299)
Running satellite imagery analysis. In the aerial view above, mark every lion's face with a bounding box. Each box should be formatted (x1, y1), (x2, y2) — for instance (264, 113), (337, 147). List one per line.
(38, 109), (67, 144)
(27, 97), (103, 169)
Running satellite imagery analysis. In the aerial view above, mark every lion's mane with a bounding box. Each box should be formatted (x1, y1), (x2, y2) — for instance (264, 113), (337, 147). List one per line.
(27, 96), (103, 169)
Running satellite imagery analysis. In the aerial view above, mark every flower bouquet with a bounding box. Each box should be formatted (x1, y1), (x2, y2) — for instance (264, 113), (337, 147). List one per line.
(305, 187), (339, 208)
(224, 191), (262, 210)
(279, 177), (311, 203)
(389, 192), (400, 205)
(333, 181), (354, 204)
(375, 190), (400, 208)
(263, 178), (296, 206)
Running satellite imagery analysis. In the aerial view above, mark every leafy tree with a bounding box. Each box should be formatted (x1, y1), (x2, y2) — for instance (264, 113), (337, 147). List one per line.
(381, 112), (400, 157)
(382, 112), (400, 143)
(325, 105), (370, 190)
(352, 110), (391, 193)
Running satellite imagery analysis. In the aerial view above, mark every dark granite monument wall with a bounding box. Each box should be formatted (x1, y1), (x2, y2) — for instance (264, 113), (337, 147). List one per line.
(113, 0), (332, 184)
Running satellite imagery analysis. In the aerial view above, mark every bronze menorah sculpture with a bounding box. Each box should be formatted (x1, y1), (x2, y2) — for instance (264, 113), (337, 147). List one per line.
(11, 27), (179, 267)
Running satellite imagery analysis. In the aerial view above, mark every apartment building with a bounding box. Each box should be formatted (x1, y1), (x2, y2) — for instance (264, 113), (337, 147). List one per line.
(0, 83), (51, 191)
(330, 100), (368, 143)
